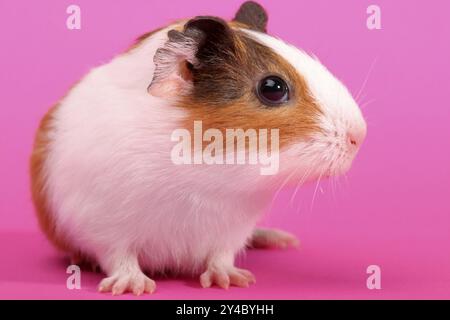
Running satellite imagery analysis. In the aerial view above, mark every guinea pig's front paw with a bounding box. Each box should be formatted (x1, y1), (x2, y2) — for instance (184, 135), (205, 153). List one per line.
(200, 267), (256, 289)
(98, 272), (156, 296)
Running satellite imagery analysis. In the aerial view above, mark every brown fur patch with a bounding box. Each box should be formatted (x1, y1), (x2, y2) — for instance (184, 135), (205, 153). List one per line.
(171, 22), (321, 149)
(30, 104), (69, 252)
(30, 103), (94, 265)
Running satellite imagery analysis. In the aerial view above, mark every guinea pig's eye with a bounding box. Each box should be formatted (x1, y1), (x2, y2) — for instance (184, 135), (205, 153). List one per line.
(256, 76), (290, 106)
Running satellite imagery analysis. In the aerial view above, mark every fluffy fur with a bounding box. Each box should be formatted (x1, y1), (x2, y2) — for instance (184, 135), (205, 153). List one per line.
(30, 2), (366, 295)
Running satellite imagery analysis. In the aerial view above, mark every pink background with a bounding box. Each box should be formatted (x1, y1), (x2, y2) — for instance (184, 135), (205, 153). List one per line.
(1, 0), (450, 299)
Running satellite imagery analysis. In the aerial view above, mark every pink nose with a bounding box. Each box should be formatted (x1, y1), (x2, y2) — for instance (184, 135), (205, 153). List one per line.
(347, 127), (366, 148)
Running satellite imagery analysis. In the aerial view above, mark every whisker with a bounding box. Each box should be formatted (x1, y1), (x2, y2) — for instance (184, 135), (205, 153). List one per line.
(310, 170), (325, 212)
(357, 93), (369, 106)
(355, 57), (378, 103)
(293, 163), (317, 215)
(329, 175), (336, 202)
(343, 174), (350, 189)
(269, 166), (300, 213)
(289, 163), (314, 207)
(360, 98), (376, 110)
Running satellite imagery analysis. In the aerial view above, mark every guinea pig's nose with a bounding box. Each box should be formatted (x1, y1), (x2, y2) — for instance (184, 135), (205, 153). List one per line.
(347, 126), (366, 149)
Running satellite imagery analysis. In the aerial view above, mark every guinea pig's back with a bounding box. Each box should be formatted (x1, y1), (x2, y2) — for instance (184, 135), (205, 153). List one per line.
(30, 25), (187, 256)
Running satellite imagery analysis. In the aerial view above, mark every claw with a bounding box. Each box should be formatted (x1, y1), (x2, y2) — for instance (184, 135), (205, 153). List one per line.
(200, 267), (255, 289)
(99, 273), (156, 295)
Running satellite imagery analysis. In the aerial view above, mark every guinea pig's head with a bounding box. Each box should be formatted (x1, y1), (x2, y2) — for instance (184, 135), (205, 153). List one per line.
(149, 1), (366, 183)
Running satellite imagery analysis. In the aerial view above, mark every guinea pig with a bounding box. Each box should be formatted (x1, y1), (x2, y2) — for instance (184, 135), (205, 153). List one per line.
(30, 1), (366, 295)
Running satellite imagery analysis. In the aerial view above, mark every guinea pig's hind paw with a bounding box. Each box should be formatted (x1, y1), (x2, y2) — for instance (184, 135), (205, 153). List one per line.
(200, 267), (255, 289)
(98, 272), (156, 296)
(249, 228), (300, 249)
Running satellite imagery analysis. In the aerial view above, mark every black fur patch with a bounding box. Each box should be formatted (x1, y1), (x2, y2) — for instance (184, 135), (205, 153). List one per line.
(233, 1), (268, 33)
(151, 15), (286, 107)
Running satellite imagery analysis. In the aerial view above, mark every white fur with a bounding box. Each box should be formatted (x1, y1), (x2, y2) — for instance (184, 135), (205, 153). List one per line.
(243, 29), (367, 177)
(41, 24), (366, 287)
(44, 26), (268, 278)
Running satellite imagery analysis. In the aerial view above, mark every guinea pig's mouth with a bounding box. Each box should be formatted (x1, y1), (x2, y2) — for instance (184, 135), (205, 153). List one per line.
(278, 126), (365, 185)
(324, 153), (354, 178)
(322, 137), (364, 177)
(318, 121), (366, 177)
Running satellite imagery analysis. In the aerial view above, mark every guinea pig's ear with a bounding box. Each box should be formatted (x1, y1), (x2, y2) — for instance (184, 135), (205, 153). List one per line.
(233, 1), (268, 33)
(147, 29), (198, 98)
(148, 17), (234, 99)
